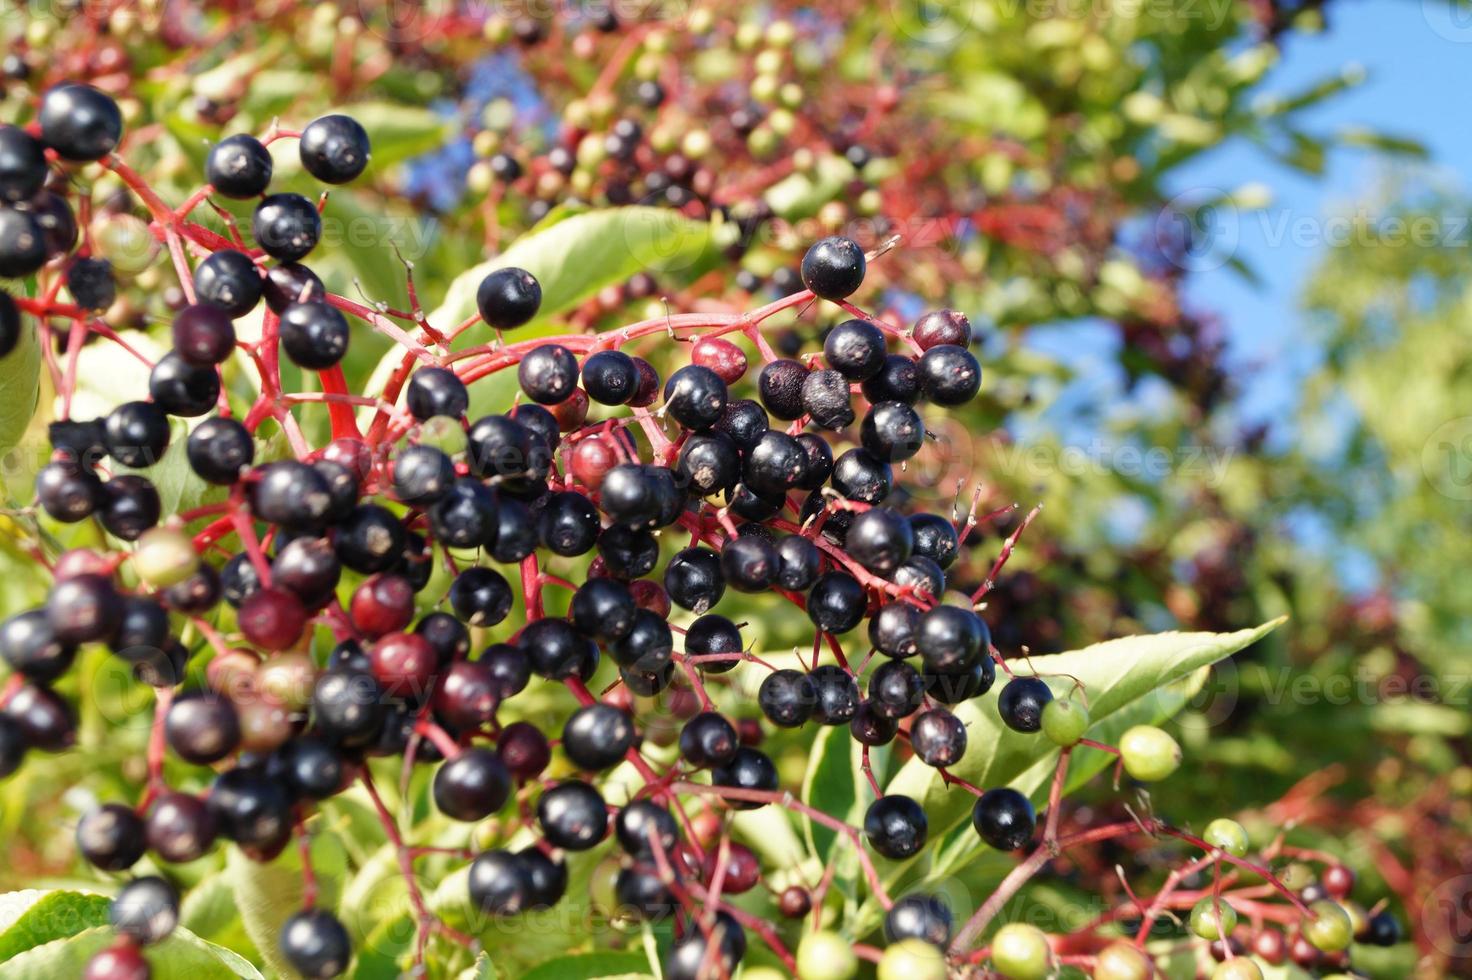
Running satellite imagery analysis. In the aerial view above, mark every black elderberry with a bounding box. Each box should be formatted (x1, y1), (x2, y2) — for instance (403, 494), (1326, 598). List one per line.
(864, 794), (928, 859)
(194, 249), (264, 319)
(973, 787), (1036, 851)
(406, 366), (469, 421)
(206, 134), (274, 198)
(299, 113), (371, 184)
(279, 300), (349, 370)
(149, 352), (220, 417)
(800, 236), (866, 300)
(757, 358), (809, 421)
(39, 84), (123, 161)
(478, 267), (542, 330)
(253, 193), (322, 262)
(807, 571), (867, 634)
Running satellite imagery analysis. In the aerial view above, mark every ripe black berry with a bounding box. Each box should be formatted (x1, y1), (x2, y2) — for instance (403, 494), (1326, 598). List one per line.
(831, 448), (892, 504)
(998, 676), (1054, 733)
(910, 707), (967, 767)
(861, 354), (922, 405)
(67, 257), (115, 311)
(0, 609), (75, 683)
(864, 794), (928, 859)
(98, 474), (161, 540)
(0, 125), (46, 204)
(675, 432), (741, 496)
(721, 535), (780, 592)
(807, 571), (866, 634)
(433, 747), (512, 821)
(757, 358), (809, 421)
(430, 477), (500, 549)
(581, 349), (639, 405)
(39, 84), (123, 161)
(477, 267), (542, 329)
(774, 535), (822, 592)
(517, 848), (568, 908)
(299, 114), (371, 184)
(405, 366), (468, 421)
(0, 716), (25, 776)
(800, 236), (866, 300)
(518, 344), (579, 404)
(759, 669), (817, 728)
(810, 663), (860, 725)
(666, 912), (745, 980)
(0, 208), (46, 278)
(615, 799), (678, 859)
(743, 430), (806, 495)
(715, 398), (769, 450)
(916, 605), (987, 673)
(391, 444), (454, 506)
(185, 417), (252, 484)
(869, 602), (919, 659)
(280, 300), (349, 369)
(869, 660), (925, 719)
(206, 134), (274, 198)
(263, 262), (324, 313)
(520, 618), (598, 680)
(166, 692), (240, 765)
(665, 547), (725, 613)
(491, 498), (539, 563)
(684, 613), (742, 673)
(910, 513), (960, 569)
(800, 368), (854, 429)
(825, 318), (888, 380)
(77, 803), (147, 871)
(885, 892), (953, 947)
(311, 668), (385, 747)
(273, 736), (345, 801)
(172, 303), (237, 365)
(562, 703), (636, 771)
(846, 507), (914, 575)
(0, 289), (20, 357)
(616, 866), (677, 921)
(103, 401), (170, 468)
(537, 780), (608, 850)
(973, 787), (1036, 850)
(712, 746), (778, 809)
(279, 908), (352, 979)
(663, 364), (728, 430)
(21, 190), (77, 260)
(537, 490), (601, 556)
(149, 352), (220, 417)
(861, 401), (925, 462)
(850, 700), (899, 745)
(208, 766), (294, 851)
(917, 344), (982, 406)
(570, 579), (637, 643)
(469, 850), (532, 916)
(679, 711), (739, 768)
(193, 249), (264, 319)
(109, 876), (178, 945)
(35, 457), (101, 523)
(250, 460), (333, 530)
(253, 193), (322, 262)
(48, 573), (123, 645)
(609, 609), (673, 673)
(145, 790), (218, 862)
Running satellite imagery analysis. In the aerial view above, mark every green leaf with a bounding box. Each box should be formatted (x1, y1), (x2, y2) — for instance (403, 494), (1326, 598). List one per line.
(764, 154), (857, 221)
(0, 890), (109, 961)
(458, 951), (497, 980)
(0, 304), (41, 460)
(350, 103), (457, 170)
(800, 725), (866, 867)
(519, 952), (652, 980)
(0, 923), (263, 979)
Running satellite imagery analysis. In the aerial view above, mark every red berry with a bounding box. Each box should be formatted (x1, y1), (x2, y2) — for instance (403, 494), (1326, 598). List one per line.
(84, 943), (151, 980)
(704, 841), (760, 893)
(629, 580), (671, 618)
(691, 337), (748, 384)
(369, 631), (437, 698)
(779, 886), (812, 918)
(237, 587), (307, 651)
(548, 387), (589, 431)
(1321, 864), (1355, 900)
(350, 573), (414, 638)
(570, 436), (619, 490)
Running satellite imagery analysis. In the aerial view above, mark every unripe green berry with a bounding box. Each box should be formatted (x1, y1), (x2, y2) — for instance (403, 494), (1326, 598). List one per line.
(878, 939), (947, 980)
(633, 51), (664, 82)
(576, 134), (606, 169)
(1210, 959), (1264, 980)
(1041, 698), (1089, 746)
(780, 82), (804, 109)
(1092, 940), (1154, 980)
(1119, 725), (1181, 782)
(418, 416), (466, 455)
(1203, 818), (1250, 858)
(1189, 897), (1238, 941)
(796, 929), (858, 980)
(1302, 900), (1354, 952)
(766, 20), (796, 47)
(754, 49), (784, 76)
(687, 8), (714, 33)
(735, 22), (762, 49)
(769, 107), (797, 136)
(742, 970), (787, 980)
(747, 126), (779, 158)
(750, 74), (781, 104)
(681, 130), (712, 160)
(990, 922), (1050, 980)
(134, 527), (200, 587)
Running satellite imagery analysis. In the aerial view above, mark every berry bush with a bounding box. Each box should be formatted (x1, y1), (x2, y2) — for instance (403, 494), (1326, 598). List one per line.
(0, 4), (1446, 980)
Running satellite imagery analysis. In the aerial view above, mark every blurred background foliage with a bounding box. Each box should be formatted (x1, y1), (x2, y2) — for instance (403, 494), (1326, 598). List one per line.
(0, 0), (1468, 977)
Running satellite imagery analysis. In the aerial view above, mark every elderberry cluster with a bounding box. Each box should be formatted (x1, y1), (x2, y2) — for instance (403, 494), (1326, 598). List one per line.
(0, 80), (1387, 980)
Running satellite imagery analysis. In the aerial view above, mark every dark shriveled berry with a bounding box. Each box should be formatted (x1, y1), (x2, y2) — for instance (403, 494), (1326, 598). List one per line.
(757, 358), (809, 421)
